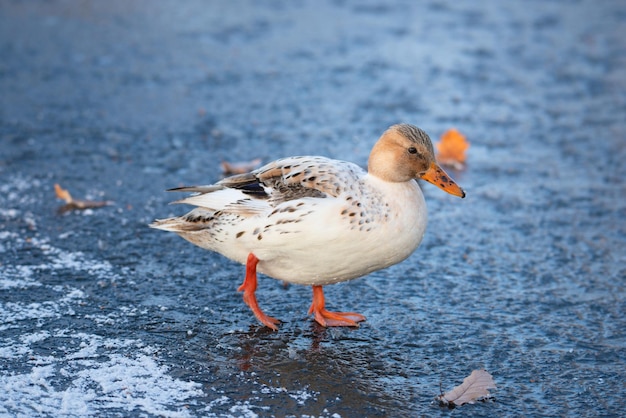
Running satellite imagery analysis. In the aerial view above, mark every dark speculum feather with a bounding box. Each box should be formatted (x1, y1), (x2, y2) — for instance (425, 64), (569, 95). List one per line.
(238, 181), (269, 197)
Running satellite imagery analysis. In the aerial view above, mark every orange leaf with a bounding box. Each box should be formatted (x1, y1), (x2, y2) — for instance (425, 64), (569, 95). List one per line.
(436, 128), (470, 168)
(54, 183), (73, 204)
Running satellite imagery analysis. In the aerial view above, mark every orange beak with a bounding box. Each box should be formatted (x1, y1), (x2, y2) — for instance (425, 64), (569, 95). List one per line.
(420, 162), (466, 198)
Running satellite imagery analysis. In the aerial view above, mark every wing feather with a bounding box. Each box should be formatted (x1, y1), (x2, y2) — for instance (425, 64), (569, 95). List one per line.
(244, 156), (363, 203)
(166, 156), (365, 210)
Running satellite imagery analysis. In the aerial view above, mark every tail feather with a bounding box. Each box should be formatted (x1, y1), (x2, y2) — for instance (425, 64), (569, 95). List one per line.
(150, 218), (177, 231)
(150, 218), (190, 232)
(150, 208), (217, 232)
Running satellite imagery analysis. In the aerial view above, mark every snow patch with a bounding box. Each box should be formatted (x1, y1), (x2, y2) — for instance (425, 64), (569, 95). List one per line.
(0, 332), (203, 417)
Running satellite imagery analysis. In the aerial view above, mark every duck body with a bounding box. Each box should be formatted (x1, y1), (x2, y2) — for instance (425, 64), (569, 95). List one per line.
(154, 158), (427, 286)
(151, 124), (464, 330)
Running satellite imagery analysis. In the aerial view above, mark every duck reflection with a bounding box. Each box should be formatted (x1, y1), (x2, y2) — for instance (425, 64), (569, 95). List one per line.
(217, 323), (416, 416)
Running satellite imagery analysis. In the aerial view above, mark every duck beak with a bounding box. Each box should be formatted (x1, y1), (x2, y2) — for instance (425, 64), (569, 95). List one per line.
(420, 162), (466, 198)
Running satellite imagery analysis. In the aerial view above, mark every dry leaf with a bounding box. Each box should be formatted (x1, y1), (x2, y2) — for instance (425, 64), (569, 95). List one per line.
(436, 128), (470, 169)
(221, 158), (262, 175)
(54, 183), (74, 203)
(437, 369), (496, 407)
(54, 183), (112, 213)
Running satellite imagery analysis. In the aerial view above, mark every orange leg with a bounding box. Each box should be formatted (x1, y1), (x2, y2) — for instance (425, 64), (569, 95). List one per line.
(307, 285), (366, 327)
(237, 253), (280, 330)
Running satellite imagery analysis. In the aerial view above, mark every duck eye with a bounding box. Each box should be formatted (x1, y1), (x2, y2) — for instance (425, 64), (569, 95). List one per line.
(408, 147), (418, 154)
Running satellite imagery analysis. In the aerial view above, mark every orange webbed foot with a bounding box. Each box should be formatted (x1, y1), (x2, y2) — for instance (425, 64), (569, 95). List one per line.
(238, 253), (280, 331)
(307, 285), (366, 327)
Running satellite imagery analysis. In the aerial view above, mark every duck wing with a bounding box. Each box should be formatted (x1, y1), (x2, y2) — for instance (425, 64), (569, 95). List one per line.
(172, 156), (364, 210)
(224, 156), (363, 203)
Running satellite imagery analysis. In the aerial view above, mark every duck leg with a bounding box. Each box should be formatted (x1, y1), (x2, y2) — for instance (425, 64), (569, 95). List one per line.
(308, 285), (366, 327)
(238, 253), (280, 330)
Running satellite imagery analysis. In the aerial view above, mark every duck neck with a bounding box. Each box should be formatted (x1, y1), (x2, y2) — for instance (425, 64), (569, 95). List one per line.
(368, 142), (413, 183)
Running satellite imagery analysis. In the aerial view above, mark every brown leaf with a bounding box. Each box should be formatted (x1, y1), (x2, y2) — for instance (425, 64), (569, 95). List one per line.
(435, 128), (470, 169)
(54, 183), (112, 213)
(221, 158), (262, 175)
(437, 369), (496, 407)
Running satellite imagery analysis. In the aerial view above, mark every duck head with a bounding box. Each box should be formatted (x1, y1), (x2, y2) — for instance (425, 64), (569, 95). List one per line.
(368, 124), (466, 198)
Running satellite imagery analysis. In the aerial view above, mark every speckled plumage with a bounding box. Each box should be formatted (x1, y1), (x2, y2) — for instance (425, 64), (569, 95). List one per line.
(151, 124), (465, 328)
(152, 156), (416, 285)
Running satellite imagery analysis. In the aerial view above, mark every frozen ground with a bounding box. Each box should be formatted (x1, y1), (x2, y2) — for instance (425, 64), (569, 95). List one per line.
(1, 0), (625, 416)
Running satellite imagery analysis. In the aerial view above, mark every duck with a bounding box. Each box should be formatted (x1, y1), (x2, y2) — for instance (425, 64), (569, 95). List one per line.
(150, 124), (465, 330)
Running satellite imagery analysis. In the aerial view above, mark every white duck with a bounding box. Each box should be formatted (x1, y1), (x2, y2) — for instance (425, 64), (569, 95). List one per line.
(151, 124), (465, 330)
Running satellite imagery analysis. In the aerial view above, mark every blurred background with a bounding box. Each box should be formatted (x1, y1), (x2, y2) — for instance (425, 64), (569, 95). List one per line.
(1, 1), (625, 416)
